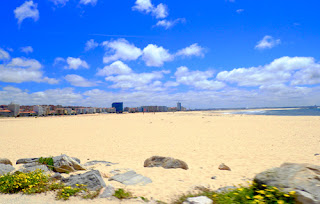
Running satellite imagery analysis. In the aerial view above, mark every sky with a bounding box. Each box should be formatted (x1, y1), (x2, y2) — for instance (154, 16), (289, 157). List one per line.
(1, 0), (320, 109)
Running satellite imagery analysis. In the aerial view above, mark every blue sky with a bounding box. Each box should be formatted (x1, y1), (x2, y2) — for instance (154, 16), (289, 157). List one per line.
(1, 0), (320, 108)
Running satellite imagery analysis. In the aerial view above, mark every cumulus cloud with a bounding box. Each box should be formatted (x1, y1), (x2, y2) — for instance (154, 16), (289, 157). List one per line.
(97, 61), (132, 76)
(53, 57), (65, 66)
(255, 35), (281, 50)
(155, 18), (186, 29)
(132, 0), (168, 19)
(102, 39), (142, 64)
(0, 57), (58, 84)
(80, 0), (98, 6)
(175, 66), (225, 90)
(142, 44), (173, 67)
(85, 39), (99, 51)
(176, 43), (204, 57)
(50, 0), (69, 6)
(20, 46), (33, 54)
(65, 74), (97, 87)
(14, 1), (39, 26)
(65, 57), (89, 70)
(0, 49), (10, 60)
(217, 56), (320, 87)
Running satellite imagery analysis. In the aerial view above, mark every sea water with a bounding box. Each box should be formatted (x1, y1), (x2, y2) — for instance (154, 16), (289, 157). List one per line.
(229, 108), (320, 116)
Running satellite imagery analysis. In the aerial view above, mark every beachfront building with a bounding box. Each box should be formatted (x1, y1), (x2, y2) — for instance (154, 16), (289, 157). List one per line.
(8, 102), (20, 116)
(112, 102), (123, 113)
(33, 105), (45, 116)
(0, 110), (12, 117)
(177, 102), (182, 111)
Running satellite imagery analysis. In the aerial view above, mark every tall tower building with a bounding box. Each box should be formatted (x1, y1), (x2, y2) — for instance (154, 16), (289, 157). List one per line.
(112, 102), (123, 113)
(177, 102), (182, 111)
(8, 102), (20, 116)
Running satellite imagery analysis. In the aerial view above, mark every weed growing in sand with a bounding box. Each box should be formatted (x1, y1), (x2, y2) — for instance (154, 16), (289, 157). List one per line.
(173, 182), (296, 204)
(114, 188), (132, 199)
(38, 157), (54, 170)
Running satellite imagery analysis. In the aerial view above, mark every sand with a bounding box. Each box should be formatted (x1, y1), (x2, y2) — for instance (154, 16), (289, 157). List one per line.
(1, 111), (320, 203)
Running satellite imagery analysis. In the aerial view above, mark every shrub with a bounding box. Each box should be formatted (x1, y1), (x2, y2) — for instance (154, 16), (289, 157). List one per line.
(114, 188), (132, 199)
(38, 157), (54, 170)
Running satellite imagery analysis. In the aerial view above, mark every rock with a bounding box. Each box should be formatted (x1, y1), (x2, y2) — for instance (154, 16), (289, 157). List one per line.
(18, 163), (49, 173)
(144, 156), (188, 170)
(84, 160), (115, 167)
(215, 186), (237, 193)
(182, 196), (213, 204)
(314, 153), (319, 156)
(51, 173), (63, 180)
(72, 157), (81, 164)
(53, 154), (86, 173)
(0, 158), (12, 166)
(254, 163), (320, 204)
(211, 176), (216, 180)
(218, 163), (231, 171)
(62, 170), (106, 191)
(109, 170), (152, 185)
(99, 184), (115, 198)
(0, 164), (15, 175)
(110, 168), (133, 176)
(16, 158), (39, 164)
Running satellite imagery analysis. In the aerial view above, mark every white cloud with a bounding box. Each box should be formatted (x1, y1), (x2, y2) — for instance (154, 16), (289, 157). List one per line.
(155, 18), (186, 29)
(50, 0), (69, 6)
(80, 0), (98, 6)
(0, 57), (58, 84)
(20, 46), (33, 54)
(65, 57), (89, 70)
(236, 9), (244, 14)
(105, 71), (167, 90)
(164, 81), (179, 87)
(0, 49), (10, 60)
(65, 74), (97, 87)
(175, 66), (225, 90)
(132, 0), (168, 19)
(102, 39), (142, 63)
(97, 61), (132, 76)
(216, 56), (320, 87)
(85, 39), (99, 51)
(176, 43), (204, 57)
(255, 35), (281, 50)
(53, 57), (65, 66)
(14, 1), (39, 26)
(142, 44), (173, 67)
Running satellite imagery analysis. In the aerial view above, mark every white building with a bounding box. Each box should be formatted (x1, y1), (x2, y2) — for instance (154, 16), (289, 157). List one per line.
(33, 105), (45, 116)
(8, 102), (20, 116)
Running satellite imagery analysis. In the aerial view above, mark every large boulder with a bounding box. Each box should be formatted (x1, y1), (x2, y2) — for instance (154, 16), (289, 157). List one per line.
(144, 156), (188, 170)
(183, 196), (213, 204)
(62, 170), (106, 191)
(53, 154), (86, 173)
(254, 163), (320, 204)
(109, 170), (152, 185)
(18, 162), (50, 173)
(0, 158), (12, 166)
(0, 164), (15, 176)
(16, 158), (39, 164)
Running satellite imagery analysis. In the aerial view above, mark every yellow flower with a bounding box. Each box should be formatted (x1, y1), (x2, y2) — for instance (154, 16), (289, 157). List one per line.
(212, 194), (217, 197)
(238, 188), (244, 191)
(289, 191), (295, 195)
(246, 195), (251, 199)
(256, 190), (265, 194)
(234, 192), (239, 195)
(273, 186), (278, 190)
(284, 194), (290, 197)
(253, 195), (264, 200)
(262, 184), (267, 187)
(277, 200), (284, 204)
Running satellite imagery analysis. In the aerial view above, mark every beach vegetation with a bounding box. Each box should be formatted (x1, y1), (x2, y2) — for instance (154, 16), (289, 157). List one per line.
(113, 188), (132, 199)
(173, 182), (296, 204)
(38, 157), (54, 170)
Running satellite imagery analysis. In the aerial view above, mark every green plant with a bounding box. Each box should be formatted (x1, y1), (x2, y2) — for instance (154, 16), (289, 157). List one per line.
(56, 185), (85, 200)
(38, 157), (54, 170)
(114, 188), (132, 199)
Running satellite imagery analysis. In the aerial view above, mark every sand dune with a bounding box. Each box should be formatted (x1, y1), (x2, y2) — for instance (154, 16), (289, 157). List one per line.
(1, 111), (319, 203)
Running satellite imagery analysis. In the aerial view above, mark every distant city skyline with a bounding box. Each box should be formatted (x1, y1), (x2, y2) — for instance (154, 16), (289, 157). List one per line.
(1, 1), (320, 108)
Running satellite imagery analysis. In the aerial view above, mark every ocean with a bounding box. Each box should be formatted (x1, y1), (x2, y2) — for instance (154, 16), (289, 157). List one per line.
(228, 108), (320, 116)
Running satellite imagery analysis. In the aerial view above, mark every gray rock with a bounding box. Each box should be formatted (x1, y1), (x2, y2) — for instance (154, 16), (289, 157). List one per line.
(51, 173), (63, 180)
(144, 156), (188, 170)
(0, 158), (12, 166)
(218, 163), (231, 171)
(254, 163), (320, 204)
(62, 170), (106, 191)
(109, 170), (152, 185)
(18, 163), (49, 173)
(182, 196), (213, 204)
(72, 157), (81, 164)
(53, 154), (86, 173)
(314, 153), (320, 156)
(84, 160), (115, 167)
(0, 164), (15, 175)
(215, 186), (237, 193)
(16, 158), (39, 164)
(110, 168), (132, 175)
(99, 185), (115, 198)
(211, 176), (216, 180)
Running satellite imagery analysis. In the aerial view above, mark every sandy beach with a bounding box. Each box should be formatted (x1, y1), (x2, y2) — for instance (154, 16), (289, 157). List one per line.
(1, 111), (320, 203)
